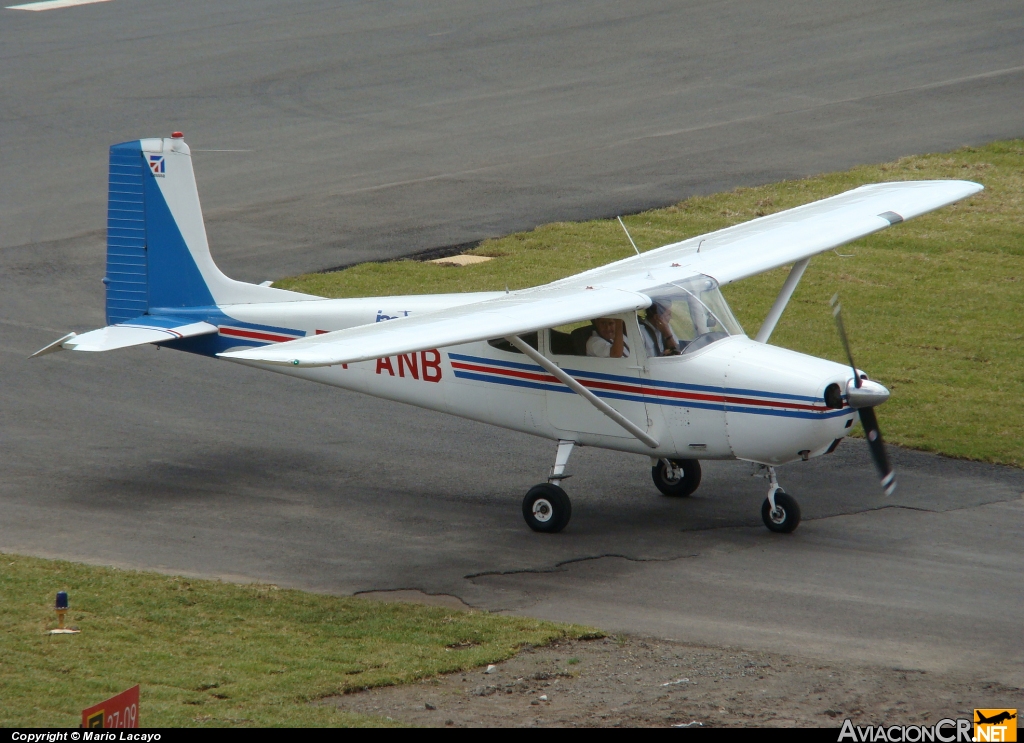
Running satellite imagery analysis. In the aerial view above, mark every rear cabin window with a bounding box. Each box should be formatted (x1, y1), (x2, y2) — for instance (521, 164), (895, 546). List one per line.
(487, 331), (539, 354)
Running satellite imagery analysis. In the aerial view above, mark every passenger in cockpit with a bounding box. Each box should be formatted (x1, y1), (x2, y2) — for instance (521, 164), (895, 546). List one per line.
(586, 318), (630, 358)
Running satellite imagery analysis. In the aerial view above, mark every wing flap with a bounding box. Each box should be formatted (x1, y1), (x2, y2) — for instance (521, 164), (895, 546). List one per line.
(219, 286), (650, 367)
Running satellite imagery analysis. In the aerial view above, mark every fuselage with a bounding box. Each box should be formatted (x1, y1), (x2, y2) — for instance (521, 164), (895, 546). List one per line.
(161, 293), (857, 465)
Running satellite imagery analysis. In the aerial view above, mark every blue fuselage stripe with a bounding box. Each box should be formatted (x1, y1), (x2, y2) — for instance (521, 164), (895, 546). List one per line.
(448, 352), (826, 403)
(450, 354), (849, 420)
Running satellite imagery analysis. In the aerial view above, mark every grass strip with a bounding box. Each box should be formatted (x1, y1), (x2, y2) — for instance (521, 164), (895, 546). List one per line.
(0, 554), (598, 727)
(279, 140), (1024, 467)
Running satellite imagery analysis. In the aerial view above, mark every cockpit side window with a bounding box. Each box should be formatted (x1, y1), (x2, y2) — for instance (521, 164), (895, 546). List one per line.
(547, 320), (602, 357)
(546, 317), (634, 359)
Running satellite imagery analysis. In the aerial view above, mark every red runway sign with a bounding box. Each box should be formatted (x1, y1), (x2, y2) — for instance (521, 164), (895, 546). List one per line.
(82, 685), (139, 728)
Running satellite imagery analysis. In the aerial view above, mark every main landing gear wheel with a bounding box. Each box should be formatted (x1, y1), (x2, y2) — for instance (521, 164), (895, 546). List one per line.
(652, 459), (702, 497)
(522, 483), (572, 533)
(761, 491), (801, 533)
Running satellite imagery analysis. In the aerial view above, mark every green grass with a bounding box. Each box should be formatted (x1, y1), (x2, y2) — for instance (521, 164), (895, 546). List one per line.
(279, 140), (1024, 467)
(0, 554), (598, 727)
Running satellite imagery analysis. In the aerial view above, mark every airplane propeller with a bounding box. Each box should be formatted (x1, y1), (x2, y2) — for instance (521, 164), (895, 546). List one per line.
(830, 294), (896, 496)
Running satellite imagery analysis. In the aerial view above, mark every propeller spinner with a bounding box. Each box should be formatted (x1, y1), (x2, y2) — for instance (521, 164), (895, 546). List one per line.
(830, 294), (896, 495)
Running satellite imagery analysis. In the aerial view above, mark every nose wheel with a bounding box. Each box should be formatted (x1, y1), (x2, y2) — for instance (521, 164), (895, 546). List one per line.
(759, 466), (801, 533)
(761, 491), (800, 533)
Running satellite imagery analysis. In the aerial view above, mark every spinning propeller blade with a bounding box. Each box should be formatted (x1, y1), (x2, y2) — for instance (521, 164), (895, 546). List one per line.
(857, 406), (896, 495)
(830, 293), (860, 388)
(830, 294), (896, 496)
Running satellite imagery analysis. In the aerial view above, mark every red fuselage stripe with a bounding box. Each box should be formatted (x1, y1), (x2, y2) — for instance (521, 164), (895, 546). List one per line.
(219, 327), (300, 344)
(450, 360), (827, 412)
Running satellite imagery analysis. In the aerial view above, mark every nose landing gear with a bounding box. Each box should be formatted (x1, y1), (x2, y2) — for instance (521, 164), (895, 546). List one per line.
(760, 465), (801, 533)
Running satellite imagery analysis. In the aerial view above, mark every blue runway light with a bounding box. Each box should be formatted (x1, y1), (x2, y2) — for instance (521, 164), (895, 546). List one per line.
(49, 590), (79, 634)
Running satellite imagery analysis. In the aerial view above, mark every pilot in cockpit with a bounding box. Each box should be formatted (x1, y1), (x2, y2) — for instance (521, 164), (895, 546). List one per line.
(639, 300), (682, 357)
(585, 317), (630, 358)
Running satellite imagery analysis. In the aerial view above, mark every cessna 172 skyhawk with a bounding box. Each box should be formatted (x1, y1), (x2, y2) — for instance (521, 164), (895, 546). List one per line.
(33, 134), (982, 534)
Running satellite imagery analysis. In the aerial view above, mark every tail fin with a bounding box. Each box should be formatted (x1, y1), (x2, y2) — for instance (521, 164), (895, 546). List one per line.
(105, 134), (307, 325)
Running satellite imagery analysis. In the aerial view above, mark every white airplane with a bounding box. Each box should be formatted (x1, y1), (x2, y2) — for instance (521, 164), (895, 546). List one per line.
(33, 133), (982, 534)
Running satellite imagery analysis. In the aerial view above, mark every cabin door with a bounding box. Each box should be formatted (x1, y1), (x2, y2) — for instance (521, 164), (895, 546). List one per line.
(543, 315), (650, 438)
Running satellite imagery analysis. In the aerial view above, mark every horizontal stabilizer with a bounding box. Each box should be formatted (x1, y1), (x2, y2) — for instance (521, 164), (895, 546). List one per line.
(219, 286), (650, 367)
(31, 317), (217, 357)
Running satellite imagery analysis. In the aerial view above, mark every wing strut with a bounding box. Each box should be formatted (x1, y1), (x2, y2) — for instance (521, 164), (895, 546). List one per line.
(506, 335), (660, 449)
(754, 258), (810, 344)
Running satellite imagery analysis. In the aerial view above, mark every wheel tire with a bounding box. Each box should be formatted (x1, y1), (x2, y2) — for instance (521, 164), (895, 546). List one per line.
(651, 459), (702, 497)
(522, 483), (572, 533)
(761, 491), (801, 533)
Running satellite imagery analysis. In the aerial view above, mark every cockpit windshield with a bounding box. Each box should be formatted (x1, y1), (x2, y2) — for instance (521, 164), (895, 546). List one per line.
(641, 275), (745, 357)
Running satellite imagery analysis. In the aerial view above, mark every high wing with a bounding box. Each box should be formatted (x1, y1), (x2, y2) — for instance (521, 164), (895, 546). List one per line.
(559, 180), (983, 287)
(221, 180), (981, 368)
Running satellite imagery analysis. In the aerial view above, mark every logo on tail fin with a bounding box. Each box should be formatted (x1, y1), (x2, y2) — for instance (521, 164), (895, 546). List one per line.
(148, 154), (165, 176)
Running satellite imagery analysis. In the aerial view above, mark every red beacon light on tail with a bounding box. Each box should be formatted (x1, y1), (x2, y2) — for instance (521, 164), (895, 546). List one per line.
(171, 131), (184, 139)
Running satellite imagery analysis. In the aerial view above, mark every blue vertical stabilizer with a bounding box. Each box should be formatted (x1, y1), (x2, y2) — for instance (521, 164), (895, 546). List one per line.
(103, 135), (310, 321)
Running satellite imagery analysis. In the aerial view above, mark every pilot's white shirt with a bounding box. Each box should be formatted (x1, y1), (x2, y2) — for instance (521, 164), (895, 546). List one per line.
(586, 332), (630, 358)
